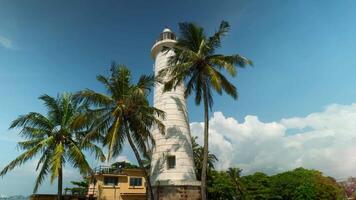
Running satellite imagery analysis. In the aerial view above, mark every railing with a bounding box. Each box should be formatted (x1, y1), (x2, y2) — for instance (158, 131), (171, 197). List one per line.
(155, 32), (176, 43)
(93, 165), (124, 174)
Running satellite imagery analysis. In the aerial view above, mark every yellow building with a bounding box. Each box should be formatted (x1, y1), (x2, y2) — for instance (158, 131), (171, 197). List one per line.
(87, 163), (146, 200)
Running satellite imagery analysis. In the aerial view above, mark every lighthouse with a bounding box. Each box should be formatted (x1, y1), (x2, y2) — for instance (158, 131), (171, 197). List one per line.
(150, 28), (201, 199)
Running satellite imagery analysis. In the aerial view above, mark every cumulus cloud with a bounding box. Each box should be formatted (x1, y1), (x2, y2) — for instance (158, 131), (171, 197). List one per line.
(114, 155), (131, 163)
(190, 103), (356, 179)
(0, 35), (13, 49)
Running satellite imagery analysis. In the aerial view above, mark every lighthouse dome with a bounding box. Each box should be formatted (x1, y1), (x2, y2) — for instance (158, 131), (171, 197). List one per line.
(151, 27), (177, 58)
(162, 28), (172, 33)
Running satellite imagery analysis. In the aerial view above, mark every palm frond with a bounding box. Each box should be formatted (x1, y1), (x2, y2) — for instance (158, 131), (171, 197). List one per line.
(38, 94), (62, 125)
(207, 21), (230, 53)
(67, 140), (92, 175)
(50, 142), (64, 183)
(0, 136), (53, 176)
(10, 112), (53, 132)
(33, 156), (50, 193)
(104, 117), (124, 161)
(74, 89), (114, 108)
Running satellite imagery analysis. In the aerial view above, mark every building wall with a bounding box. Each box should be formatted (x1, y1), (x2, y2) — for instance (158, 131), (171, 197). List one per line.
(152, 185), (201, 200)
(150, 36), (197, 186)
(88, 169), (146, 200)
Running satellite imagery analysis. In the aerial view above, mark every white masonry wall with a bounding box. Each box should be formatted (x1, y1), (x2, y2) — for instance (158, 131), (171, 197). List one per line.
(150, 33), (199, 186)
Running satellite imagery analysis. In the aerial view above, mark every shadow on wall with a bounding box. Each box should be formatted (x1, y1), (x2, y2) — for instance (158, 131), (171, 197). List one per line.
(150, 97), (196, 182)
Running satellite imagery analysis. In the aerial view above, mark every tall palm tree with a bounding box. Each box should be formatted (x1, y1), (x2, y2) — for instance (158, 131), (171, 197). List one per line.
(75, 64), (165, 200)
(0, 93), (105, 200)
(159, 21), (252, 200)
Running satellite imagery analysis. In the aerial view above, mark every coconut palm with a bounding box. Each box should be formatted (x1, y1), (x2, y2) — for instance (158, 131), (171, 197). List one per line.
(191, 136), (218, 181)
(75, 64), (165, 200)
(159, 21), (252, 200)
(227, 168), (245, 198)
(0, 93), (105, 200)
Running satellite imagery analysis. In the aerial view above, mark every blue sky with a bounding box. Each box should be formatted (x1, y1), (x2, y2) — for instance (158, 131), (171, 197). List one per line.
(1, 0), (356, 196)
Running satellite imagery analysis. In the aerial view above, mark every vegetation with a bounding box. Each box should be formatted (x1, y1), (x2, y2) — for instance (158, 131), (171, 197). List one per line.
(1, 21), (349, 200)
(64, 179), (89, 195)
(158, 20), (252, 200)
(191, 136), (218, 181)
(191, 137), (346, 200)
(0, 94), (105, 200)
(210, 168), (345, 200)
(75, 64), (165, 200)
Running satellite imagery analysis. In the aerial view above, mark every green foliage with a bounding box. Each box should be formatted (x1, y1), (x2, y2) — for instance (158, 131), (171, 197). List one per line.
(75, 64), (165, 199)
(207, 168), (346, 200)
(0, 94), (104, 195)
(159, 20), (252, 200)
(293, 183), (316, 200)
(227, 168), (246, 199)
(65, 178), (89, 195)
(111, 161), (140, 169)
(75, 64), (165, 161)
(208, 170), (238, 200)
(191, 136), (218, 181)
(240, 172), (280, 200)
(269, 168), (345, 200)
(159, 20), (252, 111)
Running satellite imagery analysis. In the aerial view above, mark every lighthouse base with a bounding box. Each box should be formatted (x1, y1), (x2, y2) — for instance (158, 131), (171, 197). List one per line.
(151, 182), (201, 200)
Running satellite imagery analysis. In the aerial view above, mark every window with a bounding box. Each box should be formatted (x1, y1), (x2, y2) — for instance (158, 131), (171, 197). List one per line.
(129, 177), (142, 187)
(167, 155), (176, 169)
(104, 176), (118, 186)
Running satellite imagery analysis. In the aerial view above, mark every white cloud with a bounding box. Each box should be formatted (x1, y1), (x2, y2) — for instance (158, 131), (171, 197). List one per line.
(190, 103), (356, 179)
(0, 35), (13, 49)
(114, 155), (131, 163)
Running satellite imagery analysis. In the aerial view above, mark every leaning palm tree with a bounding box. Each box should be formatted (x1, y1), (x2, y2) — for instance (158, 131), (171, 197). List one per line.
(0, 93), (105, 200)
(75, 64), (165, 200)
(159, 21), (252, 200)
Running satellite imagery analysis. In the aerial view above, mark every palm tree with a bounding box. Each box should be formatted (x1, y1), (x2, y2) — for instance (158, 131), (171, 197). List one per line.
(159, 21), (252, 200)
(0, 93), (105, 200)
(191, 136), (218, 181)
(75, 64), (165, 200)
(227, 168), (245, 199)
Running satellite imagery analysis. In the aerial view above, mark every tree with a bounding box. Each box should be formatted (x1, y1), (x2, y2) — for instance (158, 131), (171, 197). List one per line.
(158, 21), (252, 200)
(65, 179), (89, 195)
(270, 168), (345, 200)
(208, 170), (238, 200)
(228, 168), (245, 199)
(75, 64), (165, 200)
(191, 136), (218, 181)
(241, 172), (279, 200)
(0, 93), (105, 200)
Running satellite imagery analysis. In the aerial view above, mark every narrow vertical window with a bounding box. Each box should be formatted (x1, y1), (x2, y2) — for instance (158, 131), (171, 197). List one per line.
(167, 155), (176, 169)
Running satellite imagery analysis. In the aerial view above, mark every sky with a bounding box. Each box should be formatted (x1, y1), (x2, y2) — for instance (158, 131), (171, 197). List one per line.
(1, 0), (356, 196)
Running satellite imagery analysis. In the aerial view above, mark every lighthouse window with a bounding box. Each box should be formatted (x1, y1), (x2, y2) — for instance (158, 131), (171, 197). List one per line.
(167, 155), (176, 169)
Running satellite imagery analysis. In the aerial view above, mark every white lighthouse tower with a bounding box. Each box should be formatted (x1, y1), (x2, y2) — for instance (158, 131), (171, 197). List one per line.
(150, 28), (201, 199)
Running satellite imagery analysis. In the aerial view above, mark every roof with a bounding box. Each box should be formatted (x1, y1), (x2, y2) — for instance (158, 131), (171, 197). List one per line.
(162, 28), (172, 33)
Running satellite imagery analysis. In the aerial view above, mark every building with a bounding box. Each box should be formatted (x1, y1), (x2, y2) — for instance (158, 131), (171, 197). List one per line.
(87, 162), (146, 200)
(339, 177), (356, 199)
(150, 28), (201, 200)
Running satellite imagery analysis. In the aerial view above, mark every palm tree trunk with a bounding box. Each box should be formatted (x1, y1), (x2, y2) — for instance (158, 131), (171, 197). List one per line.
(126, 128), (155, 200)
(201, 89), (209, 200)
(58, 167), (63, 200)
